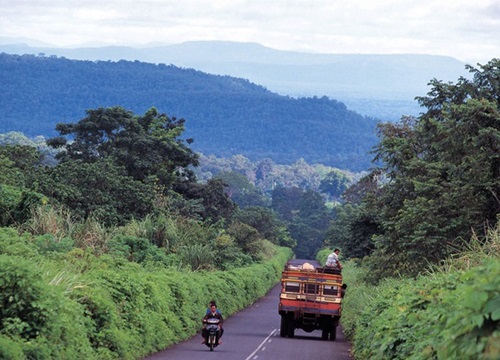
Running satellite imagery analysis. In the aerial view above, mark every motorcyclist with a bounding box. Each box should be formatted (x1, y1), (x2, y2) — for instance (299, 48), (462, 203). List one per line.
(205, 300), (221, 315)
(202, 303), (224, 345)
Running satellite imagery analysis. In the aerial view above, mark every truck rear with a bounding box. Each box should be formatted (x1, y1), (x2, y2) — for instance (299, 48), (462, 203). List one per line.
(278, 259), (343, 340)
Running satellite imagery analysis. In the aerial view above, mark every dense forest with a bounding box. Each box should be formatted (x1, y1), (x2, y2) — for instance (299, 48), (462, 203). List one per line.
(0, 55), (499, 359)
(0, 52), (379, 171)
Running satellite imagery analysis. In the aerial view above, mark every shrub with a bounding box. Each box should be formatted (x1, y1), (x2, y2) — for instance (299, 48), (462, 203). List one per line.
(352, 260), (500, 360)
(0, 335), (23, 360)
(34, 234), (74, 254)
(0, 255), (49, 339)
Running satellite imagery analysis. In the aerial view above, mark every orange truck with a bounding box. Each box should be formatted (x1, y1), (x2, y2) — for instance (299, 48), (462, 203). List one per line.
(278, 259), (344, 340)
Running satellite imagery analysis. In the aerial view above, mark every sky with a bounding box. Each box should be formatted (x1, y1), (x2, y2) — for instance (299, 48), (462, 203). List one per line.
(1, 0), (499, 64)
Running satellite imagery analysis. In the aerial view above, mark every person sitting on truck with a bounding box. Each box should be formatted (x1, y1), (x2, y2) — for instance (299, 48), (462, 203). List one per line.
(325, 248), (342, 270)
(202, 303), (224, 344)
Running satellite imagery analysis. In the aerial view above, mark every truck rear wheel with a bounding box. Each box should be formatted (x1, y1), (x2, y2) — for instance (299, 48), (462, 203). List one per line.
(329, 326), (337, 341)
(287, 315), (295, 338)
(280, 315), (288, 337)
(321, 330), (329, 340)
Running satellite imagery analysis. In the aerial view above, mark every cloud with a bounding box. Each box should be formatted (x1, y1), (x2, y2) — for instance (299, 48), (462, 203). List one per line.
(0, 0), (498, 63)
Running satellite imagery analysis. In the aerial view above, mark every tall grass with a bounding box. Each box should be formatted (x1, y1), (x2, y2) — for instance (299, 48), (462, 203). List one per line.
(72, 217), (111, 254)
(433, 221), (500, 273)
(22, 205), (75, 240)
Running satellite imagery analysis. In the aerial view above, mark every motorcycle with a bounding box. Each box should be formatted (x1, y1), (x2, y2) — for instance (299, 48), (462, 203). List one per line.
(203, 317), (221, 351)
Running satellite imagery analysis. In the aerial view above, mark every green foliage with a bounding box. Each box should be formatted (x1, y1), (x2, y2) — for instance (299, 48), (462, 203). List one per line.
(0, 184), (48, 227)
(0, 335), (24, 360)
(272, 186), (304, 221)
(0, 226), (292, 359)
(289, 190), (333, 258)
(0, 144), (42, 187)
(119, 214), (175, 249)
(47, 106), (198, 189)
(337, 260), (373, 340)
(325, 203), (379, 258)
(344, 226), (500, 360)
(176, 178), (237, 223)
(352, 260), (500, 360)
(357, 59), (500, 278)
(227, 221), (263, 260)
(175, 243), (216, 270)
(319, 169), (351, 200)
(23, 205), (64, 236)
(233, 206), (291, 246)
(107, 235), (170, 265)
(196, 154), (357, 198)
(34, 234), (75, 254)
(0, 185), (22, 226)
(211, 234), (254, 270)
(0, 255), (49, 339)
(38, 159), (156, 226)
(214, 171), (269, 207)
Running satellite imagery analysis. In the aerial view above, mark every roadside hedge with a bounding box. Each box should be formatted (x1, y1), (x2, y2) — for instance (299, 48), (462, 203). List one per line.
(348, 259), (500, 360)
(0, 227), (292, 359)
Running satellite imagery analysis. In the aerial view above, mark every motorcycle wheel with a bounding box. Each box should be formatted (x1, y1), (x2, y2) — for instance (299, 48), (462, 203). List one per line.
(209, 334), (215, 351)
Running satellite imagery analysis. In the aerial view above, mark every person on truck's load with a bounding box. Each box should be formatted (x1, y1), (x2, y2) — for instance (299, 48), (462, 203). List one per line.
(202, 303), (224, 344)
(341, 283), (347, 298)
(325, 248), (342, 269)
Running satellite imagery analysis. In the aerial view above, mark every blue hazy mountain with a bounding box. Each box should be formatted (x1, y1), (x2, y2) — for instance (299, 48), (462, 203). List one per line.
(0, 52), (380, 171)
(0, 39), (470, 121)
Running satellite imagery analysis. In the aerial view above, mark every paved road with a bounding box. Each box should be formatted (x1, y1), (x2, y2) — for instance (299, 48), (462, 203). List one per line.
(145, 282), (352, 360)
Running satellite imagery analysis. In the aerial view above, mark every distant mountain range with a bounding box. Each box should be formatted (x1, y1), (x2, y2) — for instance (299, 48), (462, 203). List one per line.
(0, 52), (379, 171)
(0, 39), (471, 121)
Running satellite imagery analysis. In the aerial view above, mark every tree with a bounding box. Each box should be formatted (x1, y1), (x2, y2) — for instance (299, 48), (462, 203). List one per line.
(39, 159), (156, 225)
(47, 107), (199, 190)
(214, 171), (268, 208)
(271, 187), (303, 221)
(289, 190), (333, 258)
(176, 178), (237, 223)
(0, 145), (43, 187)
(319, 169), (351, 201)
(232, 206), (294, 247)
(325, 204), (379, 259)
(366, 59), (500, 277)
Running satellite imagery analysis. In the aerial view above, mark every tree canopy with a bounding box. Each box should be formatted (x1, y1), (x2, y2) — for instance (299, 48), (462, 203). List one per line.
(47, 106), (198, 190)
(328, 58), (500, 278)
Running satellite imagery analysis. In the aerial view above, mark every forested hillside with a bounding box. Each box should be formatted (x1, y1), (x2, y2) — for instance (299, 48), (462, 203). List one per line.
(0, 41), (469, 121)
(0, 52), (379, 171)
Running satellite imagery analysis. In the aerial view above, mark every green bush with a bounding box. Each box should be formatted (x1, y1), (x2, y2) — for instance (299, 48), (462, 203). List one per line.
(0, 185), (22, 226)
(34, 234), (74, 254)
(351, 259), (500, 360)
(338, 260), (372, 340)
(0, 224), (292, 359)
(0, 335), (24, 359)
(0, 255), (49, 339)
(107, 235), (170, 265)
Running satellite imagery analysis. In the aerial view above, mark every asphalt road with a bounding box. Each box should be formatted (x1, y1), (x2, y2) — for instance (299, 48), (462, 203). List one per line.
(145, 282), (352, 360)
